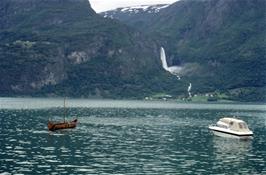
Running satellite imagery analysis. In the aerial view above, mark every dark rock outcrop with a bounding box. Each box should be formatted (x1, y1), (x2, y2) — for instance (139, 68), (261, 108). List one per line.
(0, 0), (177, 97)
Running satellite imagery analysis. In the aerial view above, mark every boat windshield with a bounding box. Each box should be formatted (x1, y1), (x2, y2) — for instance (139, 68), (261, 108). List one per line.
(239, 122), (248, 129)
(217, 123), (228, 129)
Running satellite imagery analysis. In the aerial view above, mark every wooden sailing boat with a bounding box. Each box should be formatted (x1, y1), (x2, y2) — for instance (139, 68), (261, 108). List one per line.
(48, 98), (78, 131)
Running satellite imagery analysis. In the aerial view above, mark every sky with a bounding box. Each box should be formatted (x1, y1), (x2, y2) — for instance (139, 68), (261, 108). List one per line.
(89, 0), (178, 13)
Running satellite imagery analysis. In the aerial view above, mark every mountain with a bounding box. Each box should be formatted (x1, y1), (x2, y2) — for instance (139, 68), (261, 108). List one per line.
(101, 0), (266, 102)
(1, 0), (265, 102)
(0, 0), (184, 98)
(100, 4), (169, 28)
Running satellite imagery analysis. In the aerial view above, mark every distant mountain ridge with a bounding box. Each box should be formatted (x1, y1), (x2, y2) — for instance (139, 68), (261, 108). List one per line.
(0, 0), (265, 102)
(0, 0), (183, 98)
(100, 4), (170, 28)
(100, 0), (266, 102)
(101, 4), (169, 17)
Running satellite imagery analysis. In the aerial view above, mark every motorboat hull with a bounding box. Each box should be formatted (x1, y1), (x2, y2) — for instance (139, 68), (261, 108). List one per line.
(209, 126), (253, 140)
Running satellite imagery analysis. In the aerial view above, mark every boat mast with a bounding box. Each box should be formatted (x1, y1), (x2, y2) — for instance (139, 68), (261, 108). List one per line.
(64, 97), (66, 123)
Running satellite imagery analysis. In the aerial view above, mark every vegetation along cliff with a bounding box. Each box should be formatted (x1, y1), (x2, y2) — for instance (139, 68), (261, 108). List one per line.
(0, 0), (185, 98)
(102, 0), (266, 102)
(0, 0), (265, 102)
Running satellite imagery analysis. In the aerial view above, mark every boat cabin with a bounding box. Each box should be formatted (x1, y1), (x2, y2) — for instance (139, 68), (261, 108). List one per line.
(217, 117), (251, 132)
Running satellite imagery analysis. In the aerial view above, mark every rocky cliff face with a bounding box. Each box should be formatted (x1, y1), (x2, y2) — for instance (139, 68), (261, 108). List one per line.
(150, 0), (265, 85)
(0, 0), (177, 97)
(1, 0), (265, 101)
(0, 0), (92, 94)
(0, 0), (98, 33)
(103, 0), (266, 101)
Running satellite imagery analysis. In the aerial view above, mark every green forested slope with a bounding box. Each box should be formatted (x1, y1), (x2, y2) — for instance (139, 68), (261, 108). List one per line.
(0, 0), (185, 98)
(103, 0), (266, 101)
(1, 0), (265, 101)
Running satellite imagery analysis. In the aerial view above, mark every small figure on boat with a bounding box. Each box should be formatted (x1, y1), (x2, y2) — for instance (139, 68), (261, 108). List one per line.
(48, 98), (78, 131)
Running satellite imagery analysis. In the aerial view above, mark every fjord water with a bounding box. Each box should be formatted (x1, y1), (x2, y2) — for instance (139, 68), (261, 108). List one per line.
(0, 98), (266, 174)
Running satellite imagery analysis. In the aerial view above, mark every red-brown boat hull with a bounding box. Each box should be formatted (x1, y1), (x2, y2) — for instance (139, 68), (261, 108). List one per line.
(48, 119), (78, 131)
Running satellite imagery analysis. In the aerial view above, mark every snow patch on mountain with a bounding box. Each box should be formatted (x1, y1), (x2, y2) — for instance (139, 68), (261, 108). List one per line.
(120, 4), (169, 13)
(101, 4), (169, 18)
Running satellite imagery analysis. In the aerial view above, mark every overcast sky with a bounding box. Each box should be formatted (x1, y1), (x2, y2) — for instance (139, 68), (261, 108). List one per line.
(89, 0), (178, 13)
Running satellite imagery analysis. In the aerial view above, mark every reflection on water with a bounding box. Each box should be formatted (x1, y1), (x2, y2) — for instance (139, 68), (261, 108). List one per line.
(212, 137), (252, 172)
(213, 137), (252, 156)
(0, 99), (266, 174)
(211, 136), (266, 173)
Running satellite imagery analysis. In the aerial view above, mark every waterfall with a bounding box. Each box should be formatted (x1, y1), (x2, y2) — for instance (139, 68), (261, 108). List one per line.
(188, 83), (192, 98)
(160, 47), (181, 79)
(160, 47), (169, 71)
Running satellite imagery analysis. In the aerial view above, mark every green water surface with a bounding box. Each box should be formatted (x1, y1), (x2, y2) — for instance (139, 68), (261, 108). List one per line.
(0, 98), (265, 174)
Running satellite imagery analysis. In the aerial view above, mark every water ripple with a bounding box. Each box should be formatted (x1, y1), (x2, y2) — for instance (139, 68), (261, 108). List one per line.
(0, 106), (266, 174)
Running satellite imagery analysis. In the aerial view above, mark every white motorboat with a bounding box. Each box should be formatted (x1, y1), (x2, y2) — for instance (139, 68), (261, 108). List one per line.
(209, 117), (253, 139)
